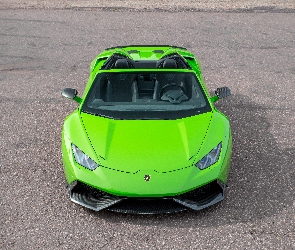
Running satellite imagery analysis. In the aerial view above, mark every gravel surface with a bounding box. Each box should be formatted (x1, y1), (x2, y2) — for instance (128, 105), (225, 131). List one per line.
(0, 7), (295, 250)
(0, 0), (295, 12)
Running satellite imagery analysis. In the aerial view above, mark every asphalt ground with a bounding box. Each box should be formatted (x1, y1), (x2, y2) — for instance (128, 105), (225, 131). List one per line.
(0, 9), (295, 249)
(1, 0), (295, 12)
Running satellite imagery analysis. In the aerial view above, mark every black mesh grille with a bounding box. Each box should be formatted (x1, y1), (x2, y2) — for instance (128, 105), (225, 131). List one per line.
(70, 182), (122, 211)
(174, 181), (225, 210)
(182, 181), (222, 197)
(73, 182), (110, 199)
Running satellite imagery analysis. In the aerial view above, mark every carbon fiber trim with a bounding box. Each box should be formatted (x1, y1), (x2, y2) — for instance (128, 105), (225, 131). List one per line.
(69, 182), (122, 211)
(173, 181), (225, 210)
(68, 180), (225, 213)
(108, 199), (187, 214)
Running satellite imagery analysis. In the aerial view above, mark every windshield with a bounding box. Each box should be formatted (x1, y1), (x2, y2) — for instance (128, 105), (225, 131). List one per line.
(82, 72), (211, 119)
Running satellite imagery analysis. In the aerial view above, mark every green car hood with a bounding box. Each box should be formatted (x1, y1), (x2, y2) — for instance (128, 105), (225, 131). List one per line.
(80, 112), (213, 173)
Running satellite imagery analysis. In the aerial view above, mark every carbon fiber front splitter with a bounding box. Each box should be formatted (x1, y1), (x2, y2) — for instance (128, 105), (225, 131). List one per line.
(68, 180), (225, 214)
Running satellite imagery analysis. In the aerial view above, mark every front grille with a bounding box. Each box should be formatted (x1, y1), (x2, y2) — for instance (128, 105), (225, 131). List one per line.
(69, 180), (225, 214)
(74, 182), (110, 198)
(174, 181), (225, 210)
(70, 182), (122, 211)
(183, 181), (222, 197)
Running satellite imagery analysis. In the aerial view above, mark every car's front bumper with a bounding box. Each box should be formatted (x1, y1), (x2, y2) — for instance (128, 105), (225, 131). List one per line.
(68, 180), (226, 214)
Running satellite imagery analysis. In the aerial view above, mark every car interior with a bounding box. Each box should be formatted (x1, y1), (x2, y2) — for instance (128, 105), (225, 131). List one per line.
(88, 57), (201, 107)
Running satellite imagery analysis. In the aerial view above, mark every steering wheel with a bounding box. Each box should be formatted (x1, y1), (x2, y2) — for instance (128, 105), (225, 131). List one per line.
(159, 83), (186, 97)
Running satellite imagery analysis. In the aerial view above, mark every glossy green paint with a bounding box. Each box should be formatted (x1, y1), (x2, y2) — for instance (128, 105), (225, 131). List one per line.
(211, 95), (219, 103)
(62, 112), (231, 196)
(62, 45), (231, 197)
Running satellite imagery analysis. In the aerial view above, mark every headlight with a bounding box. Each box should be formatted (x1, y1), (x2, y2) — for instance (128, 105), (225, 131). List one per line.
(196, 143), (222, 170)
(72, 144), (98, 170)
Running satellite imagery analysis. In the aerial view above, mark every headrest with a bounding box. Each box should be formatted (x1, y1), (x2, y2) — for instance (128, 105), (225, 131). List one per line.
(114, 59), (129, 69)
(163, 59), (177, 69)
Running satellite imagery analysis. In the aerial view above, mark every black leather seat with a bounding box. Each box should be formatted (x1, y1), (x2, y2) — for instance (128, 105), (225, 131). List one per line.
(162, 58), (178, 69)
(154, 59), (187, 101)
(114, 59), (129, 69)
(106, 59), (136, 102)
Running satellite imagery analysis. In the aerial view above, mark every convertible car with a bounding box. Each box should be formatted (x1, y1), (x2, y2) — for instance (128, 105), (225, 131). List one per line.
(61, 45), (232, 214)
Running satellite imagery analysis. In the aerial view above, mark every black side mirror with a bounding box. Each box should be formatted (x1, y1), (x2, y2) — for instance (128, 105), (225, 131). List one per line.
(62, 88), (82, 103)
(211, 86), (231, 103)
(62, 88), (77, 99)
(215, 87), (231, 99)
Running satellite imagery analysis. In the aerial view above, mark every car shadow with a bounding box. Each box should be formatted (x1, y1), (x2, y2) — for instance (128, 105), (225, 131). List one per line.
(87, 94), (294, 227)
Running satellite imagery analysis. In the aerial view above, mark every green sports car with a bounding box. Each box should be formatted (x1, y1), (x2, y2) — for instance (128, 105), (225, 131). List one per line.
(61, 45), (232, 214)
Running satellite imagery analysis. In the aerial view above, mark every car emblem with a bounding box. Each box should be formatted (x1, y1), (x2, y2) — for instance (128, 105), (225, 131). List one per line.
(144, 174), (151, 182)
